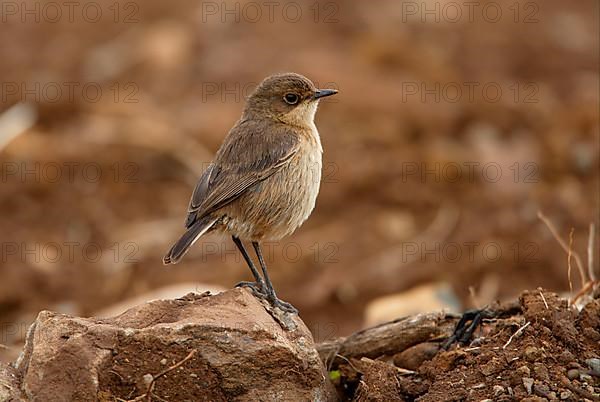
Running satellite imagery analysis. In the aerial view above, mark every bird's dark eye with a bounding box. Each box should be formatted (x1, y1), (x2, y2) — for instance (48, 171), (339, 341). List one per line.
(283, 93), (299, 105)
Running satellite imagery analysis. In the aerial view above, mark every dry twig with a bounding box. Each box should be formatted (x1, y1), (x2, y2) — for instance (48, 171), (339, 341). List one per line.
(126, 350), (197, 402)
(538, 211), (587, 288)
(567, 228), (574, 297)
(317, 312), (457, 368)
(572, 280), (596, 305)
(537, 288), (548, 310)
(588, 223), (596, 282)
(570, 223), (598, 304)
(502, 321), (530, 349)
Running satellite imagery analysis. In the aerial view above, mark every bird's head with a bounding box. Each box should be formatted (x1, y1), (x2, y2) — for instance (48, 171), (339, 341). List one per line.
(244, 72), (337, 126)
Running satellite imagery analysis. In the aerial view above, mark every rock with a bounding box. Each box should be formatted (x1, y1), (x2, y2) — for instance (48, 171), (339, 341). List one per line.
(582, 327), (600, 342)
(492, 385), (505, 396)
(566, 368), (579, 380)
(533, 383), (552, 398)
(585, 358), (600, 376)
(14, 289), (336, 401)
(517, 365), (531, 377)
(480, 357), (504, 376)
(393, 342), (439, 370)
(428, 350), (467, 373)
(533, 363), (549, 381)
(0, 362), (23, 401)
(523, 377), (534, 394)
(524, 346), (543, 362)
(559, 390), (572, 400)
(94, 282), (226, 317)
(557, 351), (575, 364)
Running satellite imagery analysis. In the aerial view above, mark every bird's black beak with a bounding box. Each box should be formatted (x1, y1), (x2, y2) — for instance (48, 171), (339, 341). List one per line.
(313, 89), (338, 99)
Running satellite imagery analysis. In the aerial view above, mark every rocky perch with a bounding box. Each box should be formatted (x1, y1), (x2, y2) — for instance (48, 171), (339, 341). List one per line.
(4, 288), (336, 401)
(3, 288), (599, 401)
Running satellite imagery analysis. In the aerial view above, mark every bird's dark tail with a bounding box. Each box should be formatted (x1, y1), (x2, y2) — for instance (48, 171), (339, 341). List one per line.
(163, 216), (217, 264)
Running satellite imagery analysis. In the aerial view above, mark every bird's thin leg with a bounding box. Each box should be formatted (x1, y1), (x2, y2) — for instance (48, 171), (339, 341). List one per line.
(232, 236), (266, 295)
(252, 241), (298, 314)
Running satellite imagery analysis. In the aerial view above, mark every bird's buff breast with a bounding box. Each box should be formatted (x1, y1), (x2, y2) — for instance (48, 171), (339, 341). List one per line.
(221, 140), (322, 241)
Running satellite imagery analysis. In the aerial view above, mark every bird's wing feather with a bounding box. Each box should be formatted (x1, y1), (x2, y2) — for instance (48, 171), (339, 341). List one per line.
(185, 120), (300, 227)
(184, 163), (216, 227)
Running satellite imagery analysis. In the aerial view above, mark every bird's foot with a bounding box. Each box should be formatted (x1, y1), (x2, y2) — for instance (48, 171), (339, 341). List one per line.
(236, 282), (298, 315)
(235, 281), (267, 297)
(268, 296), (298, 314)
(442, 308), (490, 349)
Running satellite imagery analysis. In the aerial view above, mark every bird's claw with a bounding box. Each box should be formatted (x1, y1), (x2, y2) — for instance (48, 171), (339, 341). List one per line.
(268, 297), (298, 314)
(235, 282), (297, 314)
(235, 281), (267, 297)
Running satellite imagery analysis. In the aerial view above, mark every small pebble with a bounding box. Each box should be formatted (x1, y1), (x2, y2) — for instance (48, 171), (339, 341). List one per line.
(560, 390), (572, 400)
(160, 358), (167, 365)
(523, 377), (534, 394)
(517, 366), (531, 377)
(524, 346), (542, 362)
(481, 358), (501, 376)
(470, 337), (484, 347)
(583, 328), (600, 341)
(533, 363), (549, 381)
(585, 358), (600, 376)
(533, 383), (551, 398)
(493, 385), (504, 396)
(579, 373), (592, 383)
(566, 368), (579, 380)
(521, 397), (548, 402)
(142, 373), (153, 385)
(558, 351), (574, 364)
(190, 373), (198, 378)
(392, 342), (439, 370)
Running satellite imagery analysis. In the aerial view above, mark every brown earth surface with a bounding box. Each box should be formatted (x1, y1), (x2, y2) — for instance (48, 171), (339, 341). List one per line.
(327, 289), (600, 401)
(0, 0), (598, 377)
(2, 288), (597, 401)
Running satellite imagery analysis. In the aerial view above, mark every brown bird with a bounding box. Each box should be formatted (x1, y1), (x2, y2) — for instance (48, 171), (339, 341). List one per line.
(163, 72), (337, 313)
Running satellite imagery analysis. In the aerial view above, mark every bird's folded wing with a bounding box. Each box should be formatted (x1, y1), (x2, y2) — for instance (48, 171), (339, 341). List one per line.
(185, 123), (300, 227)
(185, 163), (216, 227)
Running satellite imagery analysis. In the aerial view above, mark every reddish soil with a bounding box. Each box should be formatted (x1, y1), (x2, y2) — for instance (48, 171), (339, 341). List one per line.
(1, 0), (598, 366)
(330, 290), (600, 401)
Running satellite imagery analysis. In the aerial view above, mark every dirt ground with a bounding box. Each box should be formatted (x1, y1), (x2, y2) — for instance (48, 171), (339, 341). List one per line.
(329, 289), (600, 401)
(0, 0), (599, 365)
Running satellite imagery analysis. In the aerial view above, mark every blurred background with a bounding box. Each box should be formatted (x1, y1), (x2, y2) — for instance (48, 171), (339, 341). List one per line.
(0, 0), (598, 361)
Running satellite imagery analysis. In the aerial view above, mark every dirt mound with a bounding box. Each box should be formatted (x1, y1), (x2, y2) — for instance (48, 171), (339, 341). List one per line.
(326, 289), (600, 401)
